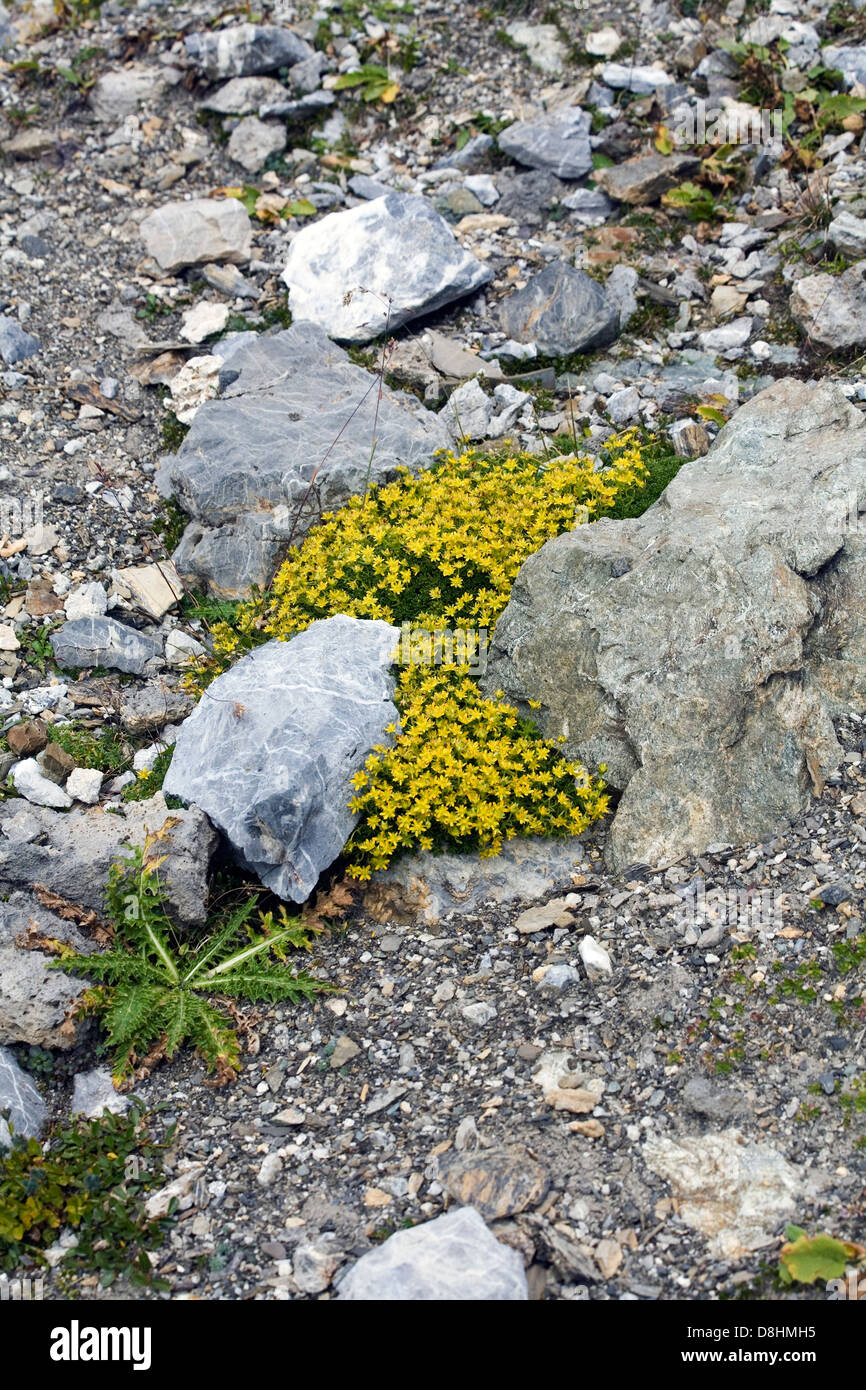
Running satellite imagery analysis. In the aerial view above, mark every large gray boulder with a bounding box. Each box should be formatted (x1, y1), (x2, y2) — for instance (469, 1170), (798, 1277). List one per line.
(498, 261), (620, 356)
(484, 379), (866, 871)
(158, 322), (448, 596)
(337, 1207), (528, 1300)
(0, 794), (217, 927)
(51, 616), (163, 675)
(281, 194), (493, 343)
(0, 1047), (46, 1148)
(163, 617), (400, 903)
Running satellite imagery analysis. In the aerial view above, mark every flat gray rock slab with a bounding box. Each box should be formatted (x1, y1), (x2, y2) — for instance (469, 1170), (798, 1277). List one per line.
(184, 24), (312, 79)
(51, 616), (163, 675)
(140, 198), (252, 273)
(593, 152), (700, 205)
(497, 108), (593, 179)
(163, 617), (400, 903)
(337, 1206), (528, 1300)
(158, 321), (448, 596)
(485, 378), (866, 871)
(498, 261), (620, 356)
(281, 193), (493, 342)
(200, 76), (287, 114)
(0, 1046), (46, 1148)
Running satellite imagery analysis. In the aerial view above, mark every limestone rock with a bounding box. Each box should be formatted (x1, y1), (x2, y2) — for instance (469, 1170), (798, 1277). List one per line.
(71, 1068), (129, 1118)
(0, 315), (39, 366)
(51, 617), (163, 675)
(89, 64), (181, 122)
(0, 892), (100, 1049)
(200, 76), (288, 115)
(0, 794), (217, 928)
(0, 1047), (46, 1147)
(163, 617), (400, 903)
(498, 261), (619, 356)
(361, 836), (587, 925)
(282, 194), (493, 343)
(504, 21), (567, 74)
(337, 1207), (528, 1300)
(158, 322), (447, 596)
(498, 108), (593, 180)
(828, 210), (866, 259)
(11, 759), (72, 809)
(601, 62), (675, 93)
(790, 262), (866, 350)
(484, 378), (866, 871)
(140, 198), (252, 274)
(227, 116), (287, 173)
(184, 24), (312, 79)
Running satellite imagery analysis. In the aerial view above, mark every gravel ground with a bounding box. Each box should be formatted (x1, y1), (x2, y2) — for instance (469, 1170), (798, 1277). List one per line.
(1, 0), (864, 1302)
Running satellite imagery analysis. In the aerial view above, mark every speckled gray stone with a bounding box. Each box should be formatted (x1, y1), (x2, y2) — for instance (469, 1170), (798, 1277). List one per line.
(163, 617), (400, 903)
(0, 315), (39, 366)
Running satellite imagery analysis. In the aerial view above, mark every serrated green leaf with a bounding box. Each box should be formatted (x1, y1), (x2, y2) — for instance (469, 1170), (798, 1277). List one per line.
(780, 1232), (860, 1285)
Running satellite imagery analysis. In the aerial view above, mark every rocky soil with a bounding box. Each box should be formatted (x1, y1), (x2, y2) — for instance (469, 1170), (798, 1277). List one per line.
(1, 0), (865, 1301)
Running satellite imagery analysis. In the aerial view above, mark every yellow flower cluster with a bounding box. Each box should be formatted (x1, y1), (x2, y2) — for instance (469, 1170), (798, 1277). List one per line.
(202, 435), (650, 876)
(345, 665), (610, 878)
(211, 434), (647, 653)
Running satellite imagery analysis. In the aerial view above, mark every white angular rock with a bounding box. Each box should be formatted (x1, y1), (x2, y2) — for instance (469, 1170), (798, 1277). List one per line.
(179, 302), (230, 346)
(585, 26), (621, 58)
(282, 194), (492, 343)
(505, 21), (567, 73)
(88, 64), (181, 122)
(227, 116), (287, 173)
(140, 198), (252, 274)
(165, 629), (208, 665)
(601, 62), (674, 93)
(163, 617), (400, 902)
(828, 210), (866, 259)
(338, 1207), (527, 1300)
(64, 581), (108, 621)
(578, 935), (613, 975)
(12, 758), (72, 809)
(184, 24), (312, 79)
(72, 1068), (129, 1119)
(66, 767), (103, 805)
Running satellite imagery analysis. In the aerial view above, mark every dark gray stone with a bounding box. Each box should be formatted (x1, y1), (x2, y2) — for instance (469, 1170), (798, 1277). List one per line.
(157, 322), (447, 596)
(0, 893), (100, 1050)
(51, 617), (163, 675)
(498, 108), (593, 179)
(498, 261), (620, 356)
(163, 617), (400, 903)
(184, 24), (312, 79)
(593, 152), (701, 205)
(0, 315), (39, 366)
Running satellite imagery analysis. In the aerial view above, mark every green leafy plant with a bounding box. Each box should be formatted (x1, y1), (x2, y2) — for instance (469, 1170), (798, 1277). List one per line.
(61, 844), (334, 1083)
(0, 1102), (174, 1289)
(779, 1226), (866, 1286)
(333, 63), (400, 103)
(51, 723), (130, 773)
(662, 181), (720, 222)
(121, 747), (176, 803)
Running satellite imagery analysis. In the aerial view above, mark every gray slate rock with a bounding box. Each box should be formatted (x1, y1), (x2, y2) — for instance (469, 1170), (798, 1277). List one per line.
(0, 315), (39, 366)
(184, 24), (312, 79)
(822, 44), (866, 88)
(0, 794), (217, 927)
(337, 1206), (528, 1300)
(0, 892), (100, 1049)
(0, 1047), (46, 1148)
(499, 261), (620, 356)
(140, 198), (252, 273)
(498, 108), (593, 179)
(282, 193), (492, 342)
(485, 378), (866, 871)
(790, 262), (866, 350)
(163, 617), (400, 903)
(51, 617), (163, 675)
(158, 322), (447, 596)
(828, 210), (866, 259)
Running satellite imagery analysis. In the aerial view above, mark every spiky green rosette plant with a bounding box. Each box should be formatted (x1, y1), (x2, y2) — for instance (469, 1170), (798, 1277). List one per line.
(62, 840), (331, 1083)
